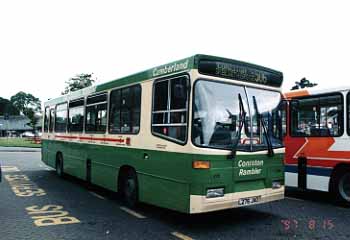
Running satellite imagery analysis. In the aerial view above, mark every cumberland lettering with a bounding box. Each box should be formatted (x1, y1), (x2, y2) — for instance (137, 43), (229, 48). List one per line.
(152, 60), (189, 77)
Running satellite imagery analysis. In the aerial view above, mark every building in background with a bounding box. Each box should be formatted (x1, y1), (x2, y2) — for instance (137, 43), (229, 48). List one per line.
(0, 115), (41, 137)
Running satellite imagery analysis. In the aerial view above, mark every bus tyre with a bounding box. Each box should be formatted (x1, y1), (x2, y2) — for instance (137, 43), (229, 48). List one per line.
(333, 169), (350, 205)
(56, 154), (64, 178)
(121, 169), (139, 208)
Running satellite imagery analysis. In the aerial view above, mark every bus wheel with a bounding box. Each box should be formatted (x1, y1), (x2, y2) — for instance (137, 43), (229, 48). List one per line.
(121, 169), (139, 207)
(56, 153), (64, 178)
(333, 169), (350, 204)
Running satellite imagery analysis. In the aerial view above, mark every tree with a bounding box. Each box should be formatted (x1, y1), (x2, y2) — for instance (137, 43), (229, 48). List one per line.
(10, 92), (41, 115)
(62, 73), (95, 95)
(291, 77), (318, 90)
(0, 97), (20, 115)
(10, 92), (41, 132)
(25, 108), (38, 132)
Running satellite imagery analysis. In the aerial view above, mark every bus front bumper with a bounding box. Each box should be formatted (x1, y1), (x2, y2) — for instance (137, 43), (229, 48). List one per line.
(189, 186), (284, 214)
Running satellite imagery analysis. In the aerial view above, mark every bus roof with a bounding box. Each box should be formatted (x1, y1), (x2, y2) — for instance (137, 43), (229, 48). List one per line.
(284, 85), (350, 99)
(45, 54), (283, 106)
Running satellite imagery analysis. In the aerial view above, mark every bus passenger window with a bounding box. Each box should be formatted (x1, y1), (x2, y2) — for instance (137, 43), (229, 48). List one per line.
(121, 88), (132, 133)
(109, 85), (141, 134)
(109, 89), (121, 133)
(132, 85), (141, 134)
(44, 107), (50, 132)
(152, 76), (189, 143)
(348, 92), (350, 136)
(49, 109), (55, 132)
(291, 94), (343, 137)
(319, 95), (343, 136)
(291, 97), (319, 136)
(55, 103), (68, 133)
(272, 101), (287, 140)
(85, 93), (107, 133)
(68, 98), (84, 132)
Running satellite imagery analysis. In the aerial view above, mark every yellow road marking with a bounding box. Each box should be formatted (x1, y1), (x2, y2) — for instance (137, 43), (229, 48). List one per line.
(89, 191), (105, 200)
(120, 206), (146, 219)
(26, 205), (80, 227)
(1, 166), (20, 172)
(171, 232), (193, 240)
(5, 174), (46, 197)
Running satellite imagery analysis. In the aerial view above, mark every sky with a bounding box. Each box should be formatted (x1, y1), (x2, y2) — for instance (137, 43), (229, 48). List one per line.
(0, 0), (349, 103)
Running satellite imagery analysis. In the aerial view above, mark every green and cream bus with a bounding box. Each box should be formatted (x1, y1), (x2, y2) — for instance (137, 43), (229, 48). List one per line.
(42, 54), (285, 214)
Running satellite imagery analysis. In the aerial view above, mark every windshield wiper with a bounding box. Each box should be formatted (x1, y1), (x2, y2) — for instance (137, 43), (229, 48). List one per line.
(252, 96), (274, 157)
(226, 93), (246, 159)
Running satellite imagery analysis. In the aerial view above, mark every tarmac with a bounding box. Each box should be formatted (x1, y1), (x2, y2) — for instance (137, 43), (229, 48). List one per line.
(0, 146), (41, 152)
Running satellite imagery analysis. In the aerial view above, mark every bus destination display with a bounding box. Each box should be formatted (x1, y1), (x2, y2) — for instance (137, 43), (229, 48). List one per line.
(198, 60), (283, 87)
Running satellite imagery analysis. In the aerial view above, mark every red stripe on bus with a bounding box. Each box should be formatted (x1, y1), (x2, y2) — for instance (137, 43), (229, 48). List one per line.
(54, 135), (125, 143)
(55, 135), (78, 139)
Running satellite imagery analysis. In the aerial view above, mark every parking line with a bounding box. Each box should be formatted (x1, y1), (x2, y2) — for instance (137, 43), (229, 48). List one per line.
(286, 197), (305, 202)
(89, 191), (105, 200)
(1, 166), (20, 172)
(120, 206), (146, 219)
(171, 232), (193, 240)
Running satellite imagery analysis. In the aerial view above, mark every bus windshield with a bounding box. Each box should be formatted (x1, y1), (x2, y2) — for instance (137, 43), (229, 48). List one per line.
(192, 80), (284, 152)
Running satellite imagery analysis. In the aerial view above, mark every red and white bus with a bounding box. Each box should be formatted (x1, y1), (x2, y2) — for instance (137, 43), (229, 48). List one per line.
(284, 86), (350, 204)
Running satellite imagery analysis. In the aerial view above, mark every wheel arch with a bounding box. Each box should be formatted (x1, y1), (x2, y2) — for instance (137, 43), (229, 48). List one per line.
(117, 165), (137, 192)
(55, 151), (63, 166)
(329, 163), (350, 192)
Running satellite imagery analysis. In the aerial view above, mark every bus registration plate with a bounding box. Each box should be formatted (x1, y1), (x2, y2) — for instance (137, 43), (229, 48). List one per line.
(238, 196), (260, 206)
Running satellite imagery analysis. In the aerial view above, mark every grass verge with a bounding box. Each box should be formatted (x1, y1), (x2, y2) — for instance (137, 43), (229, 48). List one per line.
(0, 138), (41, 148)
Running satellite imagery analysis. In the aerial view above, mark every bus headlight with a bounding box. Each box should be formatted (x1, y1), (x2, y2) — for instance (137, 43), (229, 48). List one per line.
(206, 188), (224, 198)
(272, 181), (282, 189)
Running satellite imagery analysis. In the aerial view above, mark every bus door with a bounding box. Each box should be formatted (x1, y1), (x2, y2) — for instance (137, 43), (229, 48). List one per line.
(298, 157), (307, 189)
(46, 108), (55, 164)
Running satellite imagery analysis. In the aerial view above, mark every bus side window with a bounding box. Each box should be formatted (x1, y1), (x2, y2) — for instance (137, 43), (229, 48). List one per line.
(121, 87), (132, 133)
(109, 89), (121, 133)
(291, 94), (343, 137)
(152, 76), (189, 143)
(319, 94), (343, 136)
(348, 92), (350, 136)
(49, 109), (55, 133)
(68, 98), (84, 133)
(85, 93), (107, 133)
(109, 85), (141, 134)
(55, 103), (68, 133)
(291, 97), (319, 136)
(272, 100), (287, 140)
(44, 107), (50, 132)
